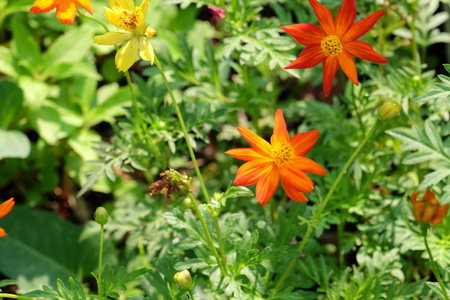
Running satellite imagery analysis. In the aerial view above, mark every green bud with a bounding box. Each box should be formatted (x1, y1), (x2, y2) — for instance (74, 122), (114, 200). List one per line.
(174, 269), (193, 291)
(377, 100), (400, 121)
(94, 207), (109, 225)
(182, 197), (192, 208)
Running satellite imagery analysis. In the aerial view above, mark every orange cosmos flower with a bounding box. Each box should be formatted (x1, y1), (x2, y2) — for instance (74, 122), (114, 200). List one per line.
(0, 198), (15, 237)
(281, 0), (388, 97)
(410, 188), (449, 226)
(226, 109), (327, 207)
(30, 0), (93, 25)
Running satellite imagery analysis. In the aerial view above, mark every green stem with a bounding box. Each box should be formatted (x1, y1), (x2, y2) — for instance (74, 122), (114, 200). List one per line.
(154, 54), (227, 272)
(188, 194), (227, 276)
(422, 226), (450, 300)
(97, 224), (105, 300)
(77, 10), (110, 32)
(0, 294), (38, 300)
(337, 219), (345, 268)
(188, 290), (196, 300)
(273, 120), (379, 292)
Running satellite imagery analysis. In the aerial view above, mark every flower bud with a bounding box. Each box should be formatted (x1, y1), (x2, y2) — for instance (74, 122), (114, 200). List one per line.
(174, 269), (193, 291)
(377, 100), (400, 121)
(94, 207), (109, 225)
(410, 188), (449, 225)
(150, 169), (192, 200)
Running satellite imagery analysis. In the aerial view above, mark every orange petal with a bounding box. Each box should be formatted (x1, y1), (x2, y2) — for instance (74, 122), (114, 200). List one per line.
(234, 159), (273, 186)
(308, 0), (336, 35)
(423, 188), (436, 201)
(289, 129), (320, 156)
(410, 191), (420, 205)
(284, 44), (325, 69)
(255, 165), (279, 207)
(270, 109), (289, 145)
(0, 228), (6, 238)
(278, 164), (314, 193)
(281, 180), (309, 202)
(342, 9), (384, 41)
(293, 156), (327, 175)
(431, 204), (449, 225)
(344, 41), (388, 64)
(237, 125), (272, 156)
(30, 0), (57, 13)
(280, 24), (326, 46)
(337, 50), (358, 86)
(0, 198), (14, 219)
(56, 0), (77, 25)
(335, 0), (357, 36)
(225, 148), (267, 161)
(75, 0), (93, 14)
(322, 56), (339, 97)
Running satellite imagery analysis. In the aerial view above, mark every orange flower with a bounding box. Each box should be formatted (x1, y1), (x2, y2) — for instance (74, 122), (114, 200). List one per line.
(281, 0), (388, 97)
(30, 0), (93, 25)
(410, 188), (449, 225)
(226, 109), (327, 207)
(0, 198), (14, 237)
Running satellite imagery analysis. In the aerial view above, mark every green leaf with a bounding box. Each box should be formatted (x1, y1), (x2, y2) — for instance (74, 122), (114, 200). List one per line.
(0, 130), (30, 160)
(0, 80), (23, 129)
(224, 186), (254, 199)
(11, 19), (41, 68)
(426, 282), (447, 299)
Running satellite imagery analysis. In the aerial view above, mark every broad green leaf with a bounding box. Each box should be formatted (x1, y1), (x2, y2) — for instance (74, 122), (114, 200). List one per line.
(11, 19), (41, 68)
(0, 130), (30, 160)
(0, 46), (17, 77)
(45, 62), (101, 81)
(0, 80), (23, 129)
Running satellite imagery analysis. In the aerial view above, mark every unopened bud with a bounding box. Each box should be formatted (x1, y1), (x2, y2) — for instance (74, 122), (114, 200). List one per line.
(378, 100), (400, 121)
(410, 188), (449, 225)
(174, 269), (193, 291)
(94, 207), (109, 225)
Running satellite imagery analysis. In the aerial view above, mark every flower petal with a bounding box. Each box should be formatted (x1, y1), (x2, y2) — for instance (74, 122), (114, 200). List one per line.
(322, 56), (339, 97)
(344, 41), (388, 64)
(109, 0), (135, 11)
(280, 24), (326, 46)
(281, 180), (309, 202)
(237, 125), (272, 156)
(75, 0), (93, 14)
(55, 0), (77, 25)
(293, 156), (327, 175)
(284, 44), (325, 69)
(337, 49), (358, 86)
(255, 165), (280, 207)
(335, 0), (357, 36)
(431, 204), (449, 225)
(225, 148), (267, 161)
(0, 198), (14, 219)
(234, 159), (273, 186)
(342, 9), (384, 41)
(424, 188), (436, 201)
(105, 7), (123, 28)
(139, 0), (149, 19)
(139, 37), (155, 65)
(94, 32), (133, 45)
(0, 228), (6, 237)
(289, 129), (320, 156)
(270, 109), (289, 145)
(308, 0), (336, 35)
(278, 164), (314, 193)
(115, 37), (139, 72)
(30, 0), (57, 14)
(410, 191), (420, 205)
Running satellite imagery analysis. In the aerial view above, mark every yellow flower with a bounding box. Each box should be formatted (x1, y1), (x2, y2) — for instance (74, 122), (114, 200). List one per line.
(94, 0), (156, 72)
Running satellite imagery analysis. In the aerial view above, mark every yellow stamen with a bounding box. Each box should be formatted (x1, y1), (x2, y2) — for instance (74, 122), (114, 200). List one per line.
(120, 9), (139, 29)
(271, 142), (294, 166)
(321, 35), (343, 57)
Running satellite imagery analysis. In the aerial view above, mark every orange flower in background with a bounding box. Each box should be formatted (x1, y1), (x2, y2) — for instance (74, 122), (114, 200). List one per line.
(30, 0), (93, 25)
(226, 109), (327, 207)
(0, 198), (15, 237)
(281, 0), (388, 97)
(410, 188), (449, 225)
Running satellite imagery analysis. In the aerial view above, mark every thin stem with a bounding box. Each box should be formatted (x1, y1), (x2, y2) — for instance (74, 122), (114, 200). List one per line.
(97, 224), (105, 300)
(154, 54), (227, 271)
(337, 219), (345, 268)
(77, 10), (110, 32)
(0, 294), (39, 300)
(188, 290), (196, 300)
(189, 194), (227, 276)
(273, 120), (379, 292)
(422, 226), (450, 300)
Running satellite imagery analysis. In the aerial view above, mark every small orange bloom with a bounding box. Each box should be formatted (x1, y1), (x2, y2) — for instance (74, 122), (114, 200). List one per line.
(0, 198), (15, 237)
(30, 0), (93, 25)
(226, 109), (327, 207)
(410, 188), (449, 225)
(281, 0), (388, 97)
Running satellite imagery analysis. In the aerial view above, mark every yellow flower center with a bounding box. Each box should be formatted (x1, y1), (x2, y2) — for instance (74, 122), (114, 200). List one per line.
(271, 142), (294, 167)
(120, 10), (139, 29)
(321, 35), (343, 57)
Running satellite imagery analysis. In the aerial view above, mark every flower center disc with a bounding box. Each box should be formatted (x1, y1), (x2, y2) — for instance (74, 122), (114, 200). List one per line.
(321, 35), (343, 57)
(271, 142), (294, 166)
(120, 10), (139, 29)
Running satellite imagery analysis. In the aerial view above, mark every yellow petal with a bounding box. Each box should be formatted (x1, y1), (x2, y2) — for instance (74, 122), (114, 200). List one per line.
(94, 32), (133, 45)
(139, 0), (149, 19)
(75, 0), (93, 14)
(145, 27), (157, 38)
(115, 37), (139, 72)
(55, 0), (77, 25)
(139, 37), (154, 65)
(104, 7), (123, 28)
(109, 0), (135, 11)
(30, 0), (57, 13)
